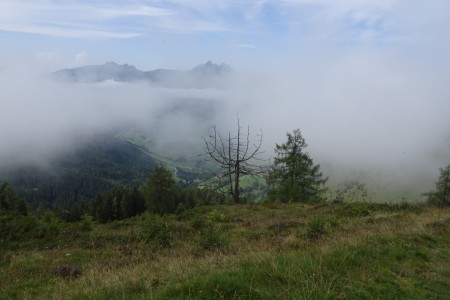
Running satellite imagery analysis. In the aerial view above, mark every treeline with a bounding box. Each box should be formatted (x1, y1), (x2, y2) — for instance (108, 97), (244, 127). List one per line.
(1, 181), (61, 244)
(54, 165), (225, 223)
(1, 164), (222, 229)
(0, 165), (224, 248)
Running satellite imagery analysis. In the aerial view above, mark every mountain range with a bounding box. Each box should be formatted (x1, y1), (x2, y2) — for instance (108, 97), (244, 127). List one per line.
(52, 61), (232, 88)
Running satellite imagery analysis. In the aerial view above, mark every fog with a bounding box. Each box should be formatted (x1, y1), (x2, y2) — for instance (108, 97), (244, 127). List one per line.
(230, 50), (450, 200)
(0, 66), (222, 165)
(1, 48), (450, 201)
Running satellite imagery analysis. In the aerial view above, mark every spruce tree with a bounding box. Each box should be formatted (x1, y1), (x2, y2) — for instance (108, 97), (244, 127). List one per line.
(0, 182), (28, 215)
(267, 129), (327, 202)
(426, 165), (450, 207)
(143, 165), (178, 215)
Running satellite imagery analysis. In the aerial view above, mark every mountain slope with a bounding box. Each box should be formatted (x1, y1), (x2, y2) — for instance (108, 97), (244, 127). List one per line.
(52, 61), (232, 88)
(51, 62), (145, 83)
(0, 135), (157, 209)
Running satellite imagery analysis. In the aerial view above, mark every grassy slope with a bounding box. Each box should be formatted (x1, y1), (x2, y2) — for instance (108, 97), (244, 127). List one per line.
(1, 203), (449, 299)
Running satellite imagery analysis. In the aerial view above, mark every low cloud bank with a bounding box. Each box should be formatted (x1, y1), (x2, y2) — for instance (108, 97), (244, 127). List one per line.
(1, 53), (449, 200)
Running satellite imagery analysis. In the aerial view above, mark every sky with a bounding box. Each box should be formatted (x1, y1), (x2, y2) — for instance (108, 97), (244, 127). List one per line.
(1, 0), (450, 200)
(0, 0), (448, 70)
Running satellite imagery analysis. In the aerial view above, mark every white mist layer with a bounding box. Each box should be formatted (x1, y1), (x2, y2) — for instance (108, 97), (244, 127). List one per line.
(1, 53), (449, 201)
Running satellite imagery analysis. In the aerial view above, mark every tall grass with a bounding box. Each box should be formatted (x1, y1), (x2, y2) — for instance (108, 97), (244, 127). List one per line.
(1, 203), (449, 299)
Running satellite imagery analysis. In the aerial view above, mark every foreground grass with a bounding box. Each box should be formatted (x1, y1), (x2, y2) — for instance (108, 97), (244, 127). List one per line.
(1, 202), (449, 299)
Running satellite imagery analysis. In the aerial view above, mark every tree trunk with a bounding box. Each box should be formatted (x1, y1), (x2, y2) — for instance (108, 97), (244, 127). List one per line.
(234, 162), (240, 203)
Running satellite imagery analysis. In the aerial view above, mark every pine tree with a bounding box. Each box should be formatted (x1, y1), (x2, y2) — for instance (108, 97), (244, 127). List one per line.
(143, 165), (178, 215)
(90, 186), (147, 223)
(426, 165), (450, 207)
(267, 129), (327, 202)
(0, 182), (28, 215)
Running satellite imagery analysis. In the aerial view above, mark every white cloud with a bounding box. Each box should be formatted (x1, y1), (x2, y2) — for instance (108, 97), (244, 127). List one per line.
(98, 5), (174, 18)
(75, 52), (90, 65)
(0, 0), (449, 44)
(0, 23), (141, 39)
(36, 51), (59, 63)
(0, 1), (172, 38)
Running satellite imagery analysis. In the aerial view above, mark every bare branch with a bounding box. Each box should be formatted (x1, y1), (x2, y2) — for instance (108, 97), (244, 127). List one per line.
(202, 119), (268, 203)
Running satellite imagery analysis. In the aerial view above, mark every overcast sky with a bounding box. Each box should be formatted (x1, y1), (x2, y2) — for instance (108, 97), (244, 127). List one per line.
(1, 1), (450, 199)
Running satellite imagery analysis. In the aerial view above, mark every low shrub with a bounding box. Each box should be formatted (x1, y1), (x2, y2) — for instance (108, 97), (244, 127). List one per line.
(207, 209), (227, 223)
(306, 217), (327, 240)
(140, 214), (172, 248)
(199, 224), (229, 250)
(190, 214), (206, 230)
(79, 214), (95, 232)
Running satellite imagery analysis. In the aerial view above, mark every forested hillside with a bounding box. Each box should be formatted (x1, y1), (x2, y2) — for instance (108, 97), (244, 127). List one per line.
(0, 135), (157, 211)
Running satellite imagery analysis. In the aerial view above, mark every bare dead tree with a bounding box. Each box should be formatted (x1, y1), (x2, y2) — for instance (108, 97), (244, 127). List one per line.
(203, 117), (266, 203)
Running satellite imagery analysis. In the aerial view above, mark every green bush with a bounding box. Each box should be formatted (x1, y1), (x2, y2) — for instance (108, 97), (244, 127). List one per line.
(175, 203), (186, 215)
(306, 217), (327, 240)
(0, 214), (39, 241)
(140, 214), (172, 248)
(199, 224), (229, 250)
(35, 216), (61, 238)
(190, 214), (206, 230)
(207, 209), (227, 223)
(79, 213), (95, 232)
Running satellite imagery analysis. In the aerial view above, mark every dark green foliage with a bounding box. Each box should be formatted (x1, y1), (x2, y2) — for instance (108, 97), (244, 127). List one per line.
(190, 215), (206, 230)
(0, 210), (62, 244)
(0, 183), (36, 242)
(199, 223), (229, 250)
(174, 188), (198, 210)
(142, 165), (179, 215)
(90, 186), (146, 223)
(306, 217), (327, 240)
(0, 182), (28, 216)
(267, 129), (327, 203)
(55, 200), (89, 222)
(37, 214), (61, 238)
(175, 202), (186, 215)
(0, 214), (37, 241)
(425, 165), (450, 207)
(79, 213), (95, 232)
(206, 209), (228, 223)
(0, 185), (65, 246)
(0, 135), (156, 210)
(139, 213), (172, 248)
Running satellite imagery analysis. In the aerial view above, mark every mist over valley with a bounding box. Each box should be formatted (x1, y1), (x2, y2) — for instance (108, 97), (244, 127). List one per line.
(1, 56), (449, 206)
